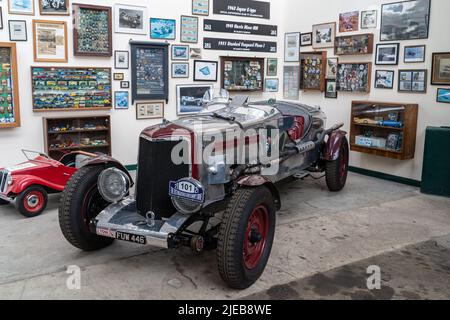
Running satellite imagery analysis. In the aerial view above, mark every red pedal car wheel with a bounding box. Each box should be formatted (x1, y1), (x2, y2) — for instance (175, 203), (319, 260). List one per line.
(23, 191), (45, 214)
(243, 205), (270, 270)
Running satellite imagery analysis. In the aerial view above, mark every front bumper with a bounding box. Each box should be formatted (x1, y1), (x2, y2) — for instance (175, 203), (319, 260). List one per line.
(92, 197), (190, 249)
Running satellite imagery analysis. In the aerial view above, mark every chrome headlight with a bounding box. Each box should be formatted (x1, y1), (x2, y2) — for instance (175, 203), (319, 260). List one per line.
(98, 168), (130, 203)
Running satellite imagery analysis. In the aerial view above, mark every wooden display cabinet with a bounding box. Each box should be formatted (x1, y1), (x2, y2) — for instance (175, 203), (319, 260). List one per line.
(220, 56), (265, 92)
(335, 33), (374, 56)
(300, 51), (326, 92)
(0, 42), (21, 129)
(350, 101), (418, 160)
(43, 115), (112, 160)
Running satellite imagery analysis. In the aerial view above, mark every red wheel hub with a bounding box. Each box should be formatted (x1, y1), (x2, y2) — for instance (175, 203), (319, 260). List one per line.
(243, 205), (269, 270)
(23, 191), (45, 214)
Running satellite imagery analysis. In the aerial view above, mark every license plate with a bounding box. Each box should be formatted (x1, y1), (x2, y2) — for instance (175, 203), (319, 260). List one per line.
(115, 231), (147, 245)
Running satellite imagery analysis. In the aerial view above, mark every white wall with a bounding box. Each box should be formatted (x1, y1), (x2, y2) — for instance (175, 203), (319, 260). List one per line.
(282, 0), (450, 181)
(0, 0), (286, 167)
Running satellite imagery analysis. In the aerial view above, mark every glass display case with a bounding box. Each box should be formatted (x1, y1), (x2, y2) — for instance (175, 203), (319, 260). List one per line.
(0, 42), (20, 128)
(335, 34), (374, 56)
(300, 51), (326, 92)
(350, 101), (418, 160)
(220, 56), (264, 92)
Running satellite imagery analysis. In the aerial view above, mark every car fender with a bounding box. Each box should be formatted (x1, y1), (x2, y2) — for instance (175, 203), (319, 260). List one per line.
(323, 130), (348, 161)
(81, 155), (134, 186)
(237, 175), (281, 210)
(9, 175), (64, 195)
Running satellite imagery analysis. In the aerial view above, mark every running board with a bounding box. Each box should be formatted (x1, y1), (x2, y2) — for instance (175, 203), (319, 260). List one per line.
(93, 198), (189, 249)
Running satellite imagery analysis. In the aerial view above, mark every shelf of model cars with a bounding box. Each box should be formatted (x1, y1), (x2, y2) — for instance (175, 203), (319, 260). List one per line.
(353, 123), (404, 131)
(49, 144), (110, 152)
(48, 128), (109, 134)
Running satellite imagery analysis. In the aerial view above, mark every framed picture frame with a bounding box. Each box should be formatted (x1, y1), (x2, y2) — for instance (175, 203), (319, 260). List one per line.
(375, 43), (400, 65)
(300, 51), (327, 92)
(267, 58), (278, 77)
(8, 0), (35, 15)
(325, 80), (338, 99)
(339, 11), (359, 33)
(172, 45), (189, 61)
(361, 10), (377, 29)
(176, 84), (213, 115)
(221, 56), (265, 92)
(8, 20), (27, 41)
(113, 73), (124, 81)
(192, 0), (209, 16)
(375, 70), (395, 89)
(39, 0), (70, 16)
(336, 62), (372, 93)
(150, 18), (176, 40)
(32, 20), (68, 63)
(326, 58), (338, 79)
(312, 22), (336, 49)
(283, 65), (300, 100)
(73, 4), (113, 57)
(114, 91), (129, 110)
(431, 52), (450, 85)
(404, 45), (426, 63)
(180, 15), (199, 43)
(114, 4), (148, 35)
(136, 101), (165, 120)
(300, 32), (312, 47)
(120, 81), (130, 89)
(0, 42), (21, 128)
(265, 79), (279, 93)
(172, 62), (189, 78)
(194, 60), (218, 82)
(380, 0), (431, 41)
(115, 51), (129, 69)
(398, 69), (427, 93)
(284, 32), (300, 62)
(190, 47), (202, 59)
(437, 88), (450, 104)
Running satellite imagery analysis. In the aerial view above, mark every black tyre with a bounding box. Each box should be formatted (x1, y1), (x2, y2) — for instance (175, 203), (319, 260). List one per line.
(0, 199), (9, 206)
(325, 137), (349, 192)
(59, 166), (114, 251)
(217, 186), (276, 290)
(16, 186), (48, 218)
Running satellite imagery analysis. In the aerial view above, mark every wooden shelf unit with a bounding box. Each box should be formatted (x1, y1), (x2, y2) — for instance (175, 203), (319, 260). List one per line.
(350, 101), (418, 160)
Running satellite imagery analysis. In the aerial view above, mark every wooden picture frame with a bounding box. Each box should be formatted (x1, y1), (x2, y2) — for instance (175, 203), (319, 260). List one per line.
(431, 52), (450, 85)
(136, 101), (165, 120)
(220, 56), (265, 92)
(32, 20), (68, 63)
(312, 22), (336, 49)
(8, 0), (35, 15)
(335, 34), (374, 56)
(0, 42), (21, 128)
(300, 51), (327, 92)
(73, 4), (113, 57)
(336, 62), (372, 93)
(39, 0), (70, 16)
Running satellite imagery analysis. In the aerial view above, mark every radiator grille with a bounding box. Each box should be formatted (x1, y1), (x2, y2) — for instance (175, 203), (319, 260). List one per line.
(0, 171), (9, 194)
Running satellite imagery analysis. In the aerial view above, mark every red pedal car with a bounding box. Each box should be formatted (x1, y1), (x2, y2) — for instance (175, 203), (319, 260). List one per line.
(0, 150), (95, 218)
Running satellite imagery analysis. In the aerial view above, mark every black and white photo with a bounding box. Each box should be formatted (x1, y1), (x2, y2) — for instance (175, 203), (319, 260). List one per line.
(176, 84), (213, 115)
(9, 20), (27, 42)
(376, 43), (400, 65)
(39, 0), (70, 15)
(361, 10), (377, 29)
(300, 32), (312, 46)
(115, 4), (148, 34)
(404, 45), (426, 63)
(312, 22), (336, 49)
(115, 51), (129, 69)
(284, 32), (300, 62)
(375, 70), (395, 89)
(398, 69), (427, 93)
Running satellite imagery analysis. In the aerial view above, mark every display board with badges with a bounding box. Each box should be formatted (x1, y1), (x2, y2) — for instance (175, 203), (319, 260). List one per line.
(220, 56), (264, 92)
(336, 63), (372, 93)
(300, 51), (326, 92)
(335, 34), (374, 56)
(31, 67), (112, 112)
(0, 43), (20, 128)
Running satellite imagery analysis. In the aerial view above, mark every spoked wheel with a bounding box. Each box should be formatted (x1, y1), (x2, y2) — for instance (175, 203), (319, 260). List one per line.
(217, 186), (276, 290)
(325, 137), (349, 192)
(16, 186), (48, 218)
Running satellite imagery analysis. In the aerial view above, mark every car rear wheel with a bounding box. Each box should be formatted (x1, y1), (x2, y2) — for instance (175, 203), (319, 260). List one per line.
(16, 186), (48, 218)
(217, 186), (276, 290)
(59, 166), (114, 251)
(325, 137), (349, 192)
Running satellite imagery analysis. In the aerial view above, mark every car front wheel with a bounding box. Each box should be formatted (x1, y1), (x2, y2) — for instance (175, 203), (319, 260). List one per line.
(217, 186), (276, 290)
(325, 137), (349, 192)
(16, 186), (48, 218)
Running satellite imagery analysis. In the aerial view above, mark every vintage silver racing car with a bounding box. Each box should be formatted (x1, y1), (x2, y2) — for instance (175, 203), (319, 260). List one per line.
(59, 91), (349, 289)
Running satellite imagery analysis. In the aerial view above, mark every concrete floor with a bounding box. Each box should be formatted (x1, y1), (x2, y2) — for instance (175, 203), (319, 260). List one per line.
(0, 172), (449, 300)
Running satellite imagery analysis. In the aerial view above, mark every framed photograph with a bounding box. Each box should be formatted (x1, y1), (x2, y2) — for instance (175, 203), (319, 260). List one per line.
(8, 20), (27, 41)
(404, 45), (426, 63)
(375, 43), (400, 65)
(181, 15), (199, 43)
(284, 32), (300, 62)
(172, 45), (189, 60)
(0, 43), (21, 128)
(39, 0), (70, 15)
(150, 18), (176, 40)
(267, 58), (278, 77)
(114, 4), (148, 35)
(172, 62), (189, 78)
(325, 80), (338, 99)
(361, 10), (377, 29)
(431, 52), (450, 85)
(115, 51), (129, 69)
(375, 70), (395, 89)
(120, 81), (130, 89)
(283, 65), (300, 100)
(33, 20), (68, 63)
(326, 58), (338, 79)
(336, 63), (372, 93)
(312, 22), (336, 49)
(136, 101), (165, 120)
(8, 0), (35, 15)
(339, 11), (359, 33)
(73, 4), (113, 57)
(190, 47), (202, 59)
(300, 32), (312, 47)
(437, 88), (450, 104)
(192, 0), (209, 16)
(221, 56), (264, 92)
(380, 0), (431, 41)
(398, 69), (427, 93)
(176, 84), (213, 115)
(265, 79), (279, 93)
(113, 73), (124, 81)
(194, 60), (217, 82)
(114, 91), (129, 109)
